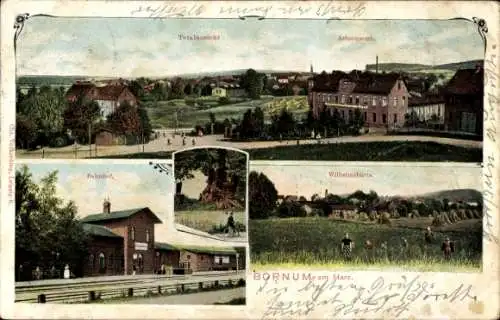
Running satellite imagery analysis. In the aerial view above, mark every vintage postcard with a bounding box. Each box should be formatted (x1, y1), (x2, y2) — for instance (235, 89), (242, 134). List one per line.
(1, 1), (499, 320)
(173, 147), (249, 243)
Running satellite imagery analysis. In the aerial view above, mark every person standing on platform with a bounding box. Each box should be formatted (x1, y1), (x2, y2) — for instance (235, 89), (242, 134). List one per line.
(64, 264), (70, 279)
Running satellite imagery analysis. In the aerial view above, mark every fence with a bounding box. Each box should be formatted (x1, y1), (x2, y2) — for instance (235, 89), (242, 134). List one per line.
(16, 273), (244, 304)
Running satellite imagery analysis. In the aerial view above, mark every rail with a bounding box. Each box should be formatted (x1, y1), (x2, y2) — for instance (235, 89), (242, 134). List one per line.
(16, 273), (244, 304)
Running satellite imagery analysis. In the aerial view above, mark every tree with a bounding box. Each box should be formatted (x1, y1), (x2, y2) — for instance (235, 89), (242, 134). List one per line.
(249, 171), (278, 219)
(107, 102), (141, 137)
(184, 83), (193, 96)
(151, 82), (169, 101)
(129, 80), (146, 100)
(170, 78), (185, 99)
(174, 148), (247, 209)
(16, 166), (89, 280)
(241, 69), (263, 99)
(17, 86), (66, 146)
(138, 106), (153, 143)
(271, 108), (296, 137)
(63, 97), (101, 144)
(253, 107), (265, 135)
(350, 109), (365, 133)
(16, 114), (38, 149)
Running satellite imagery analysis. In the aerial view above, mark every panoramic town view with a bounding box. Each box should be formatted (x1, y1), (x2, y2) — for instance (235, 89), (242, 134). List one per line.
(248, 164), (483, 272)
(15, 163), (246, 304)
(15, 18), (484, 161)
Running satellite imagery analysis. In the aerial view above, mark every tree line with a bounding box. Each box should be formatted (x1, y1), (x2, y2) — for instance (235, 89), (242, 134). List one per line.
(16, 86), (152, 149)
(248, 172), (482, 220)
(16, 166), (89, 281)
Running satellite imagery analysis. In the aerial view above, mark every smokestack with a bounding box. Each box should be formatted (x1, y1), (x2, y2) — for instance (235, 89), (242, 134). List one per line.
(103, 198), (111, 214)
(376, 55), (379, 74)
(325, 189), (328, 198)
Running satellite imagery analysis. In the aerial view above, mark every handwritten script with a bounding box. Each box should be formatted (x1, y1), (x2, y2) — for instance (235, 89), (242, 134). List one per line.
(483, 43), (499, 246)
(256, 275), (476, 319)
(130, 2), (366, 19)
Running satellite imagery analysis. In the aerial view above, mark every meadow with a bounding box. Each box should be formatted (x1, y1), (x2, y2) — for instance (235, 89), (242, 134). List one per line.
(245, 141), (483, 162)
(145, 96), (308, 128)
(175, 210), (246, 234)
(249, 217), (482, 272)
(95, 140), (482, 162)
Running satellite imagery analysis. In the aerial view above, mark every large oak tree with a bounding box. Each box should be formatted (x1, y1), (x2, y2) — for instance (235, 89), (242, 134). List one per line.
(175, 148), (247, 209)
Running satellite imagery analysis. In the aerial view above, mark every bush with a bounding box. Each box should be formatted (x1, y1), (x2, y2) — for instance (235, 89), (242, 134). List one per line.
(48, 135), (70, 148)
(218, 97), (231, 105)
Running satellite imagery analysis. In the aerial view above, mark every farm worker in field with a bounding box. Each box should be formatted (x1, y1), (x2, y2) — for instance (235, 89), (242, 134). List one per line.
(64, 264), (70, 279)
(167, 138), (171, 145)
(364, 240), (374, 263)
(341, 233), (354, 260)
(226, 212), (238, 236)
(182, 137), (186, 146)
(424, 226), (434, 244)
(192, 138), (196, 146)
(441, 237), (455, 260)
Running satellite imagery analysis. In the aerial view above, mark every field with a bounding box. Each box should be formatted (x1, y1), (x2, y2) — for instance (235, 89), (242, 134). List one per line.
(175, 210), (246, 234)
(245, 141), (483, 162)
(145, 96), (308, 128)
(249, 217), (482, 272)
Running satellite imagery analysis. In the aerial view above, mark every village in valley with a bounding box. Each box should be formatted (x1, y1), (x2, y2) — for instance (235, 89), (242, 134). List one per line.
(247, 165), (483, 271)
(16, 57), (483, 161)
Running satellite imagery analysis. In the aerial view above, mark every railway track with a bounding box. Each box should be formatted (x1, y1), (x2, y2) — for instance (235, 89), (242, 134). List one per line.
(16, 271), (244, 303)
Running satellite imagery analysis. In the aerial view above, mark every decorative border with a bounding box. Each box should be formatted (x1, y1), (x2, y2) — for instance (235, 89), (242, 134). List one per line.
(472, 17), (488, 52)
(13, 13), (29, 51)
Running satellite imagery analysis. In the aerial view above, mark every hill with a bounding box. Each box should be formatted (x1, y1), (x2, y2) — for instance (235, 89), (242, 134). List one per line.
(411, 188), (482, 202)
(365, 59), (484, 72)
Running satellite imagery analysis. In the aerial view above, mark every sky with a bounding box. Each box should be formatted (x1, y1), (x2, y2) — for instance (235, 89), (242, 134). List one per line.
(16, 17), (484, 77)
(18, 162), (179, 243)
(251, 163), (482, 199)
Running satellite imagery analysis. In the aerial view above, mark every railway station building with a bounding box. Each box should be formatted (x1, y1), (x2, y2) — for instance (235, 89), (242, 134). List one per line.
(80, 200), (245, 277)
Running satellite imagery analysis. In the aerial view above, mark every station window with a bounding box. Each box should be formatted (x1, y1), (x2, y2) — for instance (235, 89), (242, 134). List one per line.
(130, 227), (135, 241)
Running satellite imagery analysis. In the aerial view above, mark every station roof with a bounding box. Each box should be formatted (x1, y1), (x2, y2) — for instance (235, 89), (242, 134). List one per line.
(81, 207), (162, 224)
(154, 242), (239, 255)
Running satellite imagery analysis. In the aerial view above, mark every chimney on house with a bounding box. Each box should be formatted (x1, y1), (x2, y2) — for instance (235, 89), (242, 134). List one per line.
(376, 55), (379, 74)
(103, 198), (111, 214)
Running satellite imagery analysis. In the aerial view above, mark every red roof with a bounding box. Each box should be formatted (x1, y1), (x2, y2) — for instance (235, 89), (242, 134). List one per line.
(95, 85), (130, 101)
(445, 67), (483, 95)
(311, 71), (402, 95)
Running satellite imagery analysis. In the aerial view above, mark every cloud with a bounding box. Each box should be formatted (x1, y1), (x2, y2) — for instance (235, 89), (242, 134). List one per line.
(16, 18), (483, 76)
(252, 165), (481, 200)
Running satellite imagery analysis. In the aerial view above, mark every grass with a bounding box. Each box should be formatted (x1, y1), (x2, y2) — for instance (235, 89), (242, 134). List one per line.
(246, 141), (482, 161)
(145, 96), (307, 128)
(175, 210), (246, 234)
(249, 217), (482, 271)
(93, 141), (482, 162)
